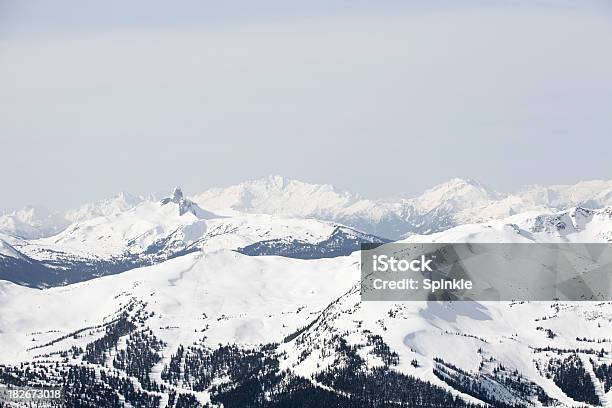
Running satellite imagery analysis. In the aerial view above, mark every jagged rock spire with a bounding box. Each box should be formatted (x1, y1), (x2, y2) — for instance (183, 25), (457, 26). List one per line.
(160, 187), (216, 218)
(172, 186), (184, 200)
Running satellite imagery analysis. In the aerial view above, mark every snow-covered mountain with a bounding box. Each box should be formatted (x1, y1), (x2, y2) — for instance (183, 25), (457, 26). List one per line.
(192, 176), (493, 238)
(64, 191), (145, 224)
(0, 192), (145, 239)
(1, 209), (612, 407)
(0, 187), (387, 288)
(2, 178), (612, 407)
(3, 178), (612, 288)
(4, 176), (612, 241)
(0, 205), (69, 239)
(407, 206), (612, 245)
(193, 176), (612, 239)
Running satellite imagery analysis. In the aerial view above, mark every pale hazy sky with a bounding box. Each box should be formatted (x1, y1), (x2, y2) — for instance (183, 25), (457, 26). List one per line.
(1, 1), (612, 211)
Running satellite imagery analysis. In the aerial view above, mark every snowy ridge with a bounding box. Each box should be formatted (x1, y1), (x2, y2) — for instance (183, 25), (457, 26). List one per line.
(2, 179), (612, 406)
(0, 187), (388, 287)
(1, 213), (612, 406)
(65, 192), (145, 224)
(6, 176), (612, 240)
(0, 205), (69, 239)
(192, 175), (359, 217)
(0, 239), (23, 260)
(0, 192), (145, 239)
(194, 176), (612, 239)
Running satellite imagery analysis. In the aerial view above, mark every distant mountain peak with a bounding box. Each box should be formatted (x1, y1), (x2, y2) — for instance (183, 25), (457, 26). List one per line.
(171, 186), (184, 200)
(160, 187), (192, 216)
(414, 178), (498, 214)
(160, 187), (216, 218)
(115, 191), (142, 204)
(266, 175), (287, 188)
(0, 205), (69, 239)
(426, 178), (492, 194)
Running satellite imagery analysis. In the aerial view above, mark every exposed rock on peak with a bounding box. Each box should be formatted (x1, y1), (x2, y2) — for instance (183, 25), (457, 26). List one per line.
(172, 187), (184, 200)
(160, 187), (217, 218)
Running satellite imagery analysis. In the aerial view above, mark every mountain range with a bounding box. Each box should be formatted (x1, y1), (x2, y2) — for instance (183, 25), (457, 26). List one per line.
(4, 176), (612, 240)
(1, 176), (612, 407)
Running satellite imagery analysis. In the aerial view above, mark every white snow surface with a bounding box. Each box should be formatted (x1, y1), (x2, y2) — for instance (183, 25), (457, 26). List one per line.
(1, 207), (612, 406)
(193, 176), (612, 236)
(23, 203), (355, 261)
(0, 193), (145, 239)
(0, 250), (357, 363)
(5, 176), (612, 239)
(2, 181), (612, 406)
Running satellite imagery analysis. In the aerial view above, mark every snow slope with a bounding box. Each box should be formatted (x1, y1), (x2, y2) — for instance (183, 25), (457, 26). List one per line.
(0, 250), (358, 364)
(1, 188), (386, 287)
(64, 192), (145, 224)
(1, 207), (612, 406)
(3, 180), (612, 406)
(0, 239), (23, 259)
